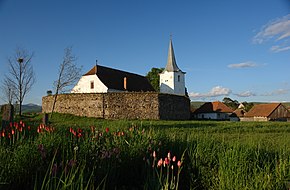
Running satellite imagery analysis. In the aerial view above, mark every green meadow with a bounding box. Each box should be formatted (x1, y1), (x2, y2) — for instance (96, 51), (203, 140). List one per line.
(1, 113), (290, 189)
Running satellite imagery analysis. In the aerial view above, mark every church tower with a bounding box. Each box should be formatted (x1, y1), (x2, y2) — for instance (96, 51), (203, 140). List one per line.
(160, 38), (186, 96)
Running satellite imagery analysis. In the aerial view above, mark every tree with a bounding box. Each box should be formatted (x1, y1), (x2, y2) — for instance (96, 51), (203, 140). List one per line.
(6, 48), (36, 116)
(146, 67), (164, 92)
(50, 46), (82, 118)
(222, 97), (239, 110)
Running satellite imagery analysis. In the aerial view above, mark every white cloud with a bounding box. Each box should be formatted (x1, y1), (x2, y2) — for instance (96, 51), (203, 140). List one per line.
(261, 89), (289, 96)
(270, 45), (290, 53)
(189, 86), (232, 99)
(234, 91), (256, 97)
(253, 14), (290, 52)
(228, 61), (257, 69)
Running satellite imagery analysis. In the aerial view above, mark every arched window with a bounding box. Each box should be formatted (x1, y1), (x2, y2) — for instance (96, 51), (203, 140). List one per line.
(177, 75), (180, 82)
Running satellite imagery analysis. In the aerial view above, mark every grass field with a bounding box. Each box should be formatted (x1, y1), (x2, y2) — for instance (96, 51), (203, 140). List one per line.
(1, 113), (290, 189)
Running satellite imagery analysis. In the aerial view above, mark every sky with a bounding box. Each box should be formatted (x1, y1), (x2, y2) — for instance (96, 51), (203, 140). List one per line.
(0, 0), (290, 105)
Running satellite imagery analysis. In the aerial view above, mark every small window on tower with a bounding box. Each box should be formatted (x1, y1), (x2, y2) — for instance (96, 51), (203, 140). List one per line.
(178, 75), (180, 82)
(90, 81), (94, 89)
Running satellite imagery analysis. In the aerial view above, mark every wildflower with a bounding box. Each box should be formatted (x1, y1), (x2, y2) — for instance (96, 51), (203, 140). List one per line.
(167, 152), (171, 160)
(27, 126), (31, 130)
(11, 129), (15, 135)
(153, 151), (156, 158)
(105, 127), (109, 133)
(74, 146), (79, 151)
(1, 131), (5, 137)
(164, 157), (170, 165)
(177, 160), (182, 168)
(157, 158), (163, 167)
(172, 156), (176, 162)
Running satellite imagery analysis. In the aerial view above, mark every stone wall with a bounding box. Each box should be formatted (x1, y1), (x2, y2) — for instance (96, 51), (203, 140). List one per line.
(42, 92), (190, 120)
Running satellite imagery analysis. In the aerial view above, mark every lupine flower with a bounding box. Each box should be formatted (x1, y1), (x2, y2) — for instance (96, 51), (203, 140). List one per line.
(167, 152), (171, 159)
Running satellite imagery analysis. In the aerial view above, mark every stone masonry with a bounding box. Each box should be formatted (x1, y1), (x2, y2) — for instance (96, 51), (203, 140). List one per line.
(42, 92), (190, 120)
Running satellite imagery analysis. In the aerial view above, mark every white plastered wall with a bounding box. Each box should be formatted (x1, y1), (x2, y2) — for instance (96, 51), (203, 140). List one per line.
(71, 75), (108, 93)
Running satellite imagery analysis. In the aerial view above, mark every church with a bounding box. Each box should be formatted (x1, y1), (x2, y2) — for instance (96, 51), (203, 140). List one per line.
(72, 38), (186, 96)
(43, 38), (190, 120)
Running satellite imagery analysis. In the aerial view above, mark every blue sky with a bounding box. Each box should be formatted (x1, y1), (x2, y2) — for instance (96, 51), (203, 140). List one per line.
(0, 0), (290, 105)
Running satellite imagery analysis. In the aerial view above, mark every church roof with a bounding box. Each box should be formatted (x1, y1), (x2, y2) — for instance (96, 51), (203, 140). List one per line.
(84, 65), (155, 92)
(194, 101), (234, 114)
(163, 39), (184, 73)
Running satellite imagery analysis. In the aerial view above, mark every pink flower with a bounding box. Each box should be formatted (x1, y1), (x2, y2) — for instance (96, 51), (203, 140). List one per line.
(153, 151), (156, 158)
(177, 160), (182, 168)
(172, 156), (176, 162)
(167, 152), (171, 159)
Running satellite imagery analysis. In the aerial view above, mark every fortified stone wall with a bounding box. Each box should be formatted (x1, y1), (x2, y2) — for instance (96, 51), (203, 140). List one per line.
(42, 92), (190, 120)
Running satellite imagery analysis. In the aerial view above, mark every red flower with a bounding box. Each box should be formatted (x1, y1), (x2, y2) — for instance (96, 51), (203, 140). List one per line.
(105, 127), (109, 133)
(157, 158), (163, 167)
(164, 157), (170, 165)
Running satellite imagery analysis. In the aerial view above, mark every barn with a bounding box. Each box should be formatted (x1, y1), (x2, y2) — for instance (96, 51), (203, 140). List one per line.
(241, 103), (290, 121)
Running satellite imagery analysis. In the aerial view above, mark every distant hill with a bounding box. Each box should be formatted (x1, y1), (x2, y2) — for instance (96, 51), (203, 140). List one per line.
(22, 104), (42, 113)
(0, 103), (42, 113)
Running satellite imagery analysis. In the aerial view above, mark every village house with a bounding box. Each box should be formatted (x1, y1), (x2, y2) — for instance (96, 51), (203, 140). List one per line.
(193, 101), (234, 120)
(229, 108), (246, 121)
(71, 64), (155, 93)
(241, 103), (290, 121)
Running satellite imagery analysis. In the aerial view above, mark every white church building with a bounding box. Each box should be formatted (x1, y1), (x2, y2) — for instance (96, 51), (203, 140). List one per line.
(72, 38), (186, 96)
(159, 38), (186, 96)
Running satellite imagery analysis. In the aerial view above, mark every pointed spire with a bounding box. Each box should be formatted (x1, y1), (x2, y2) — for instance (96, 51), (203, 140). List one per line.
(164, 38), (180, 72)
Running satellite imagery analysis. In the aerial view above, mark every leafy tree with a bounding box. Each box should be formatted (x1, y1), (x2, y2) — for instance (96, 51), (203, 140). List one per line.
(146, 67), (164, 92)
(242, 101), (254, 112)
(222, 97), (239, 110)
(5, 48), (36, 116)
(51, 46), (82, 118)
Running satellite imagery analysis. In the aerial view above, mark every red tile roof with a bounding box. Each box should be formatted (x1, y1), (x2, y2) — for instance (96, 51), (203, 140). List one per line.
(193, 101), (234, 114)
(84, 65), (155, 92)
(244, 103), (280, 117)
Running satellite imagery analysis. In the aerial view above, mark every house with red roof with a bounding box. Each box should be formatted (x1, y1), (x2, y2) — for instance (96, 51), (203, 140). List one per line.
(192, 101), (234, 120)
(241, 103), (290, 121)
(71, 64), (155, 93)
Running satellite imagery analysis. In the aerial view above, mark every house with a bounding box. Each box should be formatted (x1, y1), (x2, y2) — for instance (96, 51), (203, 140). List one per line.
(193, 101), (234, 120)
(72, 64), (155, 93)
(229, 108), (246, 121)
(159, 38), (186, 96)
(241, 103), (290, 121)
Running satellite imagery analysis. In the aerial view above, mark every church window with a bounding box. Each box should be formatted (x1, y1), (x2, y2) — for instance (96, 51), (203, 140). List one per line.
(90, 81), (94, 89)
(178, 75), (180, 82)
(165, 80), (168, 82)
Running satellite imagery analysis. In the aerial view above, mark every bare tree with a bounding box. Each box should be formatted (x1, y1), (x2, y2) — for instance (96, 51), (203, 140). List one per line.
(50, 46), (82, 118)
(1, 76), (16, 105)
(6, 48), (36, 116)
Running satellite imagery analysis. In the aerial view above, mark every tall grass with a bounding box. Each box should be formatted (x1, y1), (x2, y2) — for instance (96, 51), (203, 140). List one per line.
(1, 113), (290, 189)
